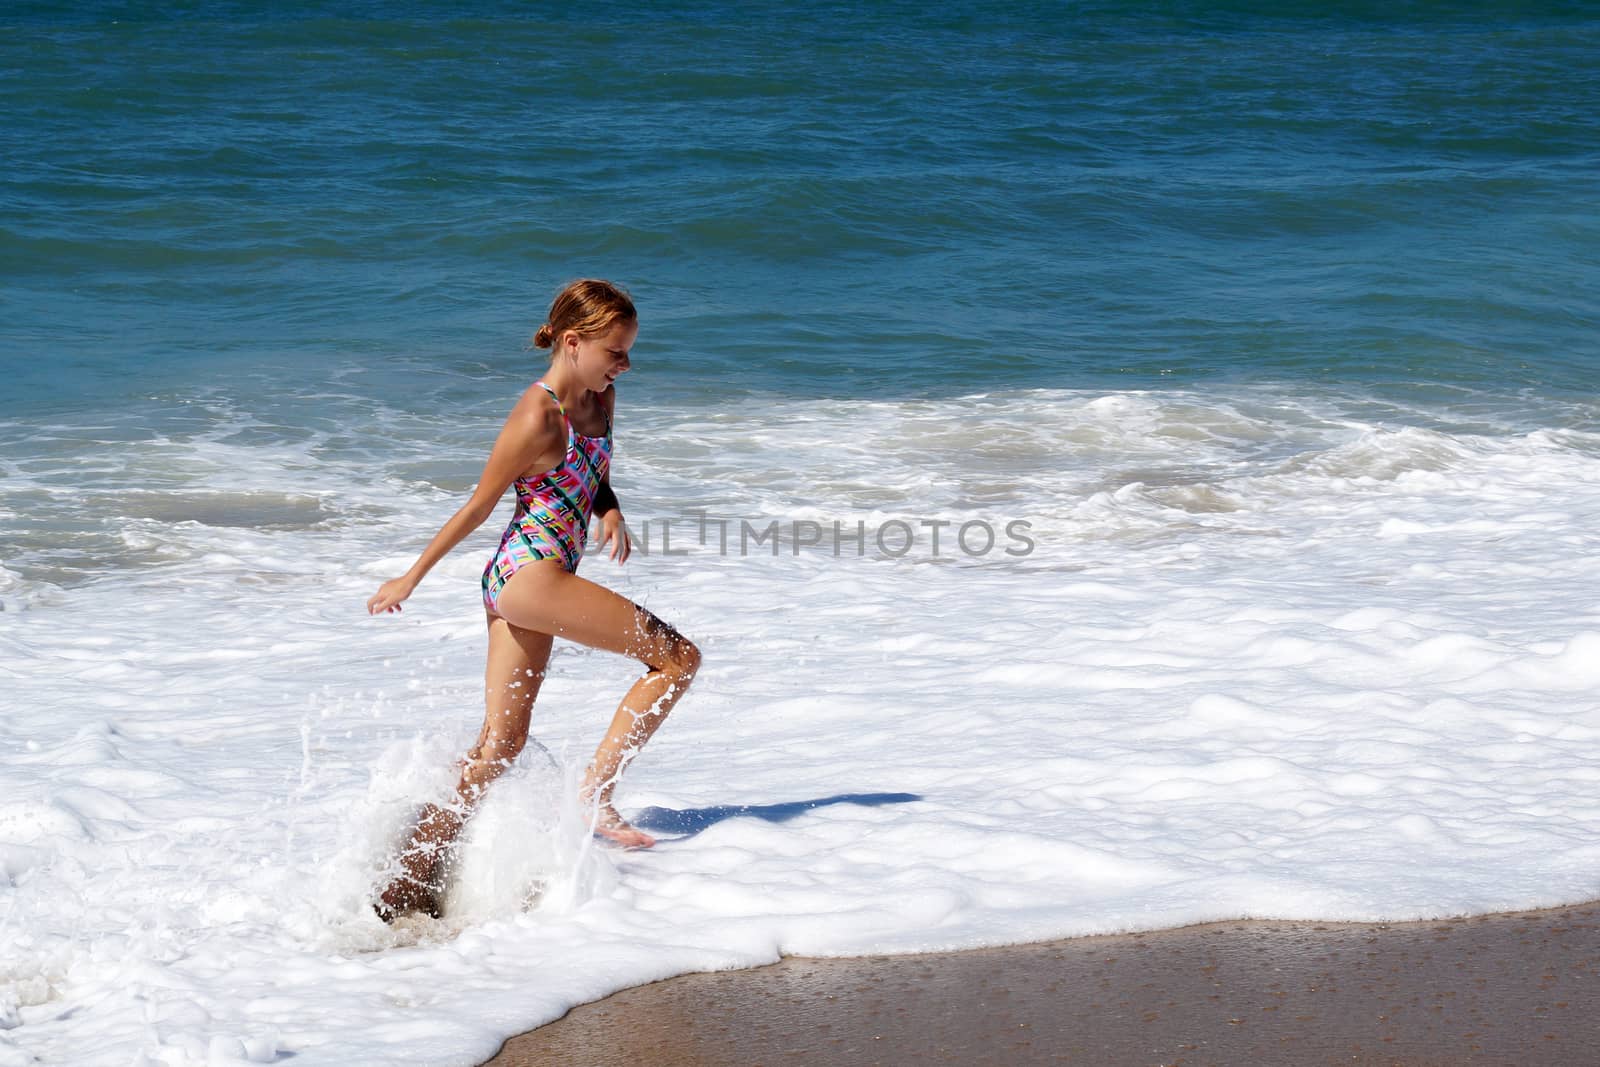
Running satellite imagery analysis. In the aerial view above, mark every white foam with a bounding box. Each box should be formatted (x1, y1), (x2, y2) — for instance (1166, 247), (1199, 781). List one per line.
(3, 387), (1600, 1064)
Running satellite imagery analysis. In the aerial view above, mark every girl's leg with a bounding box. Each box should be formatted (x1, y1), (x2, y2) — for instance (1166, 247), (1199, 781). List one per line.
(375, 615), (554, 921)
(494, 561), (700, 847)
(459, 616), (555, 801)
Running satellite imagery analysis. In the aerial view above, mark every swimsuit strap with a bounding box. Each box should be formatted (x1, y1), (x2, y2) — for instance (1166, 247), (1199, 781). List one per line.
(537, 381), (610, 440)
(536, 381), (573, 443)
(536, 381), (566, 417)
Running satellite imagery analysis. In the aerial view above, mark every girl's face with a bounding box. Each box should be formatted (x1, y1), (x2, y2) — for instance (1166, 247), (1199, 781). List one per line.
(563, 320), (636, 392)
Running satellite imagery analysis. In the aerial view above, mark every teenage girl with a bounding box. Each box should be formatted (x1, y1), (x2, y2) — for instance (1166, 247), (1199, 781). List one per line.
(366, 279), (700, 922)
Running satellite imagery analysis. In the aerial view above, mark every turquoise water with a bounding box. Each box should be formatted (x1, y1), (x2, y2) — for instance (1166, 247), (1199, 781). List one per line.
(3, 3), (1600, 592)
(4, 3), (1597, 418)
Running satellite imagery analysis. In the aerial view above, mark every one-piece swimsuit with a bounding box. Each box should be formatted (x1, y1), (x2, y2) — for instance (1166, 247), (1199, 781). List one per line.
(481, 382), (612, 614)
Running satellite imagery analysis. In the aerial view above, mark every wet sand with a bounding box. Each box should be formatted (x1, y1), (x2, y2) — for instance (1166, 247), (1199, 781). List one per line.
(487, 903), (1600, 1066)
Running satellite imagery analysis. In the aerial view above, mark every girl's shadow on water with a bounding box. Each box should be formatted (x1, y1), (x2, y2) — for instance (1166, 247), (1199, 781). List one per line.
(631, 792), (922, 839)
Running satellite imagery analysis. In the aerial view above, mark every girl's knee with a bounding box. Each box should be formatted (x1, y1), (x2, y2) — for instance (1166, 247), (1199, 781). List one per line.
(665, 634), (701, 680)
(638, 614), (700, 679)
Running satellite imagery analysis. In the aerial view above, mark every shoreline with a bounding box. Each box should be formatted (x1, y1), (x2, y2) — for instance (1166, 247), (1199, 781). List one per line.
(487, 900), (1600, 1066)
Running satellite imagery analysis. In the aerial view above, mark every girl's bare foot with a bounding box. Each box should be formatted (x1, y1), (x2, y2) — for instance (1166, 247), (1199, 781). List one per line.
(580, 778), (655, 848)
(374, 803), (462, 922)
(375, 872), (442, 923)
(591, 804), (655, 849)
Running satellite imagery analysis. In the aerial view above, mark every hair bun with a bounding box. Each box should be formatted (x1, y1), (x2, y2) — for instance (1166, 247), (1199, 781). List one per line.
(534, 280), (636, 361)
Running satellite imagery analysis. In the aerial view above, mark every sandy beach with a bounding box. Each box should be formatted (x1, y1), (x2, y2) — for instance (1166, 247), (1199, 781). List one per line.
(489, 902), (1600, 1066)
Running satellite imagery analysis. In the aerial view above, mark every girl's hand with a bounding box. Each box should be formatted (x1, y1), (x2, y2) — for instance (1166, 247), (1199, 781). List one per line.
(598, 509), (631, 564)
(367, 575), (417, 615)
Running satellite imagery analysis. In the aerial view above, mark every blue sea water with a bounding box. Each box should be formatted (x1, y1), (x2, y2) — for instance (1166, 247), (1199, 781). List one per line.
(4, 2), (1598, 407)
(1, 1), (1599, 588)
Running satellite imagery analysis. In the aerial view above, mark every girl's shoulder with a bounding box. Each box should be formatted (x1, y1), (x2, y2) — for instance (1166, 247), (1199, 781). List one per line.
(508, 382), (566, 439)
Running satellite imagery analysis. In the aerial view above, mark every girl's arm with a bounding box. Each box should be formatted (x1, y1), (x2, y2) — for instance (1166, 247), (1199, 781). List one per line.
(593, 477), (621, 518)
(367, 396), (564, 614)
(593, 385), (631, 563)
(594, 473), (631, 563)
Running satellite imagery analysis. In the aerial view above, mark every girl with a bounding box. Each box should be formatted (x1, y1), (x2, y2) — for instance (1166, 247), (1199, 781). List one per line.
(366, 279), (700, 922)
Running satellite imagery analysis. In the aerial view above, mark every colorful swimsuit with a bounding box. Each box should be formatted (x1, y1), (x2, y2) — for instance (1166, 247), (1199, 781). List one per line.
(481, 382), (612, 614)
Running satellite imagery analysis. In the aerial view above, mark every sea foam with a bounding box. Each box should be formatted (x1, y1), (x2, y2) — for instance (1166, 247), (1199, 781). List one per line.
(3, 388), (1600, 1064)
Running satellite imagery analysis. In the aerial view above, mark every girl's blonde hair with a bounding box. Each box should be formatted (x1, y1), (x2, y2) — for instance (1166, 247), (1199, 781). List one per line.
(532, 279), (636, 353)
